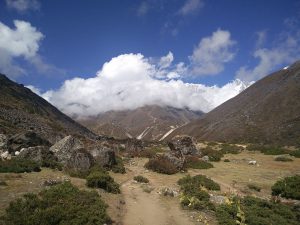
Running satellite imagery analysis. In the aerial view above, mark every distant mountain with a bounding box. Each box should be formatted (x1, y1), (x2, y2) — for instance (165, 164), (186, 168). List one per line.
(78, 105), (203, 141)
(168, 62), (300, 146)
(0, 74), (96, 143)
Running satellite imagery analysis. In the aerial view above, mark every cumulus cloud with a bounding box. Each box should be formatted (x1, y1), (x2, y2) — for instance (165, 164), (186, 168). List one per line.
(0, 20), (63, 78)
(178, 0), (204, 16)
(38, 53), (249, 118)
(5, 0), (40, 13)
(236, 24), (300, 82)
(189, 29), (236, 76)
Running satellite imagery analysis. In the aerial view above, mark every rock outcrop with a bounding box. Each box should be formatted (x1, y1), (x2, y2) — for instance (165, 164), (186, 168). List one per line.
(89, 146), (116, 167)
(17, 146), (56, 164)
(50, 135), (83, 163)
(66, 148), (94, 172)
(168, 136), (198, 157)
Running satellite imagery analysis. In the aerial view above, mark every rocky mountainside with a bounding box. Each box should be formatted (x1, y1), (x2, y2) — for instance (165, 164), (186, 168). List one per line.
(0, 74), (96, 143)
(79, 105), (203, 141)
(168, 62), (300, 146)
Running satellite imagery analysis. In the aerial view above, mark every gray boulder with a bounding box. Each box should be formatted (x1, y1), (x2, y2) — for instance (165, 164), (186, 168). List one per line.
(163, 153), (185, 170)
(168, 136), (198, 157)
(125, 138), (144, 153)
(17, 146), (56, 164)
(7, 131), (50, 153)
(50, 135), (83, 163)
(89, 146), (116, 167)
(66, 148), (94, 172)
(0, 134), (8, 152)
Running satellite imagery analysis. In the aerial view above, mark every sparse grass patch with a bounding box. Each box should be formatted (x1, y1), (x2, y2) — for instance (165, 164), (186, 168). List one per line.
(0, 182), (111, 225)
(145, 156), (178, 175)
(247, 184), (261, 192)
(247, 144), (289, 155)
(134, 175), (149, 183)
(272, 175), (300, 200)
(0, 158), (41, 173)
(216, 196), (300, 225)
(185, 156), (213, 169)
(274, 156), (293, 162)
(139, 149), (157, 158)
(219, 144), (242, 154)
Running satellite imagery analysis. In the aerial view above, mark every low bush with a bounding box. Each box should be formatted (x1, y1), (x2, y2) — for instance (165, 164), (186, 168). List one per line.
(0, 180), (7, 186)
(42, 159), (63, 170)
(246, 144), (288, 155)
(224, 159), (230, 162)
(289, 150), (300, 158)
(216, 196), (300, 225)
(271, 175), (300, 200)
(0, 158), (41, 173)
(178, 175), (217, 211)
(0, 182), (111, 225)
(111, 156), (126, 174)
(201, 147), (224, 162)
(274, 156), (293, 162)
(185, 156), (213, 169)
(134, 175), (149, 183)
(145, 156), (178, 175)
(139, 149), (157, 158)
(86, 169), (120, 194)
(219, 144), (242, 154)
(178, 175), (220, 191)
(247, 184), (261, 192)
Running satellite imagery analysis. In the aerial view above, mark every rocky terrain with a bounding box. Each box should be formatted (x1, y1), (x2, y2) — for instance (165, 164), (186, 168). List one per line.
(168, 62), (300, 146)
(79, 105), (203, 141)
(0, 74), (96, 144)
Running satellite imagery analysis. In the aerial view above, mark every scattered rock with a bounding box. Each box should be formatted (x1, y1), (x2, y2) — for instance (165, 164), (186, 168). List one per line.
(17, 146), (56, 164)
(202, 155), (209, 162)
(168, 136), (198, 157)
(210, 195), (228, 205)
(159, 187), (179, 197)
(42, 179), (63, 187)
(66, 148), (94, 172)
(50, 135), (83, 163)
(248, 160), (257, 165)
(0, 151), (11, 160)
(0, 134), (8, 151)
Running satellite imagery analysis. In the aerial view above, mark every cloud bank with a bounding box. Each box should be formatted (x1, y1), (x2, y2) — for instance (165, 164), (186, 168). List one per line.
(37, 53), (249, 118)
(5, 0), (40, 13)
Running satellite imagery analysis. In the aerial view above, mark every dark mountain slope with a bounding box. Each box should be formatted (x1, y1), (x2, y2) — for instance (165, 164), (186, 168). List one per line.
(169, 62), (300, 146)
(0, 74), (96, 143)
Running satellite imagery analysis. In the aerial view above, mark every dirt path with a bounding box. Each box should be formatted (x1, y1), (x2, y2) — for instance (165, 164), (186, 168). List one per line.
(119, 158), (194, 225)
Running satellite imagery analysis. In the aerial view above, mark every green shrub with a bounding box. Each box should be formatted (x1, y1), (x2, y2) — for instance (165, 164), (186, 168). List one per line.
(86, 170), (120, 194)
(0, 180), (7, 186)
(274, 156), (293, 162)
(247, 184), (261, 192)
(0, 159), (41, 173)
(111, 156), (126, 174)
(139, 149), (157, 158)
(216, 196), (300, 225)
(289, 150), (300, 158)
(0, 182), (111, 225)
(271, 175), (300, 200)
(202, 147), (224, 161)
(224, 159), (230, 162)
(246, 144), (288, 155)
(42, 160), (62, 170)
(145, 156), (178, 175)
(178, 175), (220, 191)
(220, 144), (242, 154)
(185, 156), (213, 169)
(134, 175), (149, 183)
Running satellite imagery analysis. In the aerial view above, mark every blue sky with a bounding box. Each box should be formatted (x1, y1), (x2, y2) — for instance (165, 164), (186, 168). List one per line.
(1, 0), (300, 116)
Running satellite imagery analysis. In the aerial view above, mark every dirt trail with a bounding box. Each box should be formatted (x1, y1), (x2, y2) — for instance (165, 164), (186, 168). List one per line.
(120, 159), (194, 225)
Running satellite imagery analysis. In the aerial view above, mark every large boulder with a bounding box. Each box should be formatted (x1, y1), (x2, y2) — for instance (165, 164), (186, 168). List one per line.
(125, 138), (144, 153)
(50, 135), (83, 163)
(7, 131), (51, 153)
(163, 153), (185, 170)
(168, 136), (198, 157)
(89, 146), (116, 167)
(66, 148), (94, 172)
(17, 146), (56, 164)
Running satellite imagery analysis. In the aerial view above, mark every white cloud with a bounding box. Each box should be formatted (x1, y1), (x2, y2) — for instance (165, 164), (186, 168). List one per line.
(0, 20), (63, 78)
(178, 0), (204, 16)
(5, 0), (40, 13)
(189, 29), (236, 76)
(40, 53), (249, 118)
(236, 26), (300, 82)
(159, 51), (174, 69)
(137, 1), (149, 16)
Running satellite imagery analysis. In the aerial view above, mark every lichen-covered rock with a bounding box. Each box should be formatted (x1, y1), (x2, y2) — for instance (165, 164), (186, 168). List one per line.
(7, 131), (51, 153)
(17, 146), (56, 163)
(50, 135), (83, 163)
(125, 138), (144, 153)
(66, 148), (94, 172)
(0, 134), (8, 151)
(163, 153), (185, 170)
(168, 136), (198, 156)
(89, 146), (116, 167)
